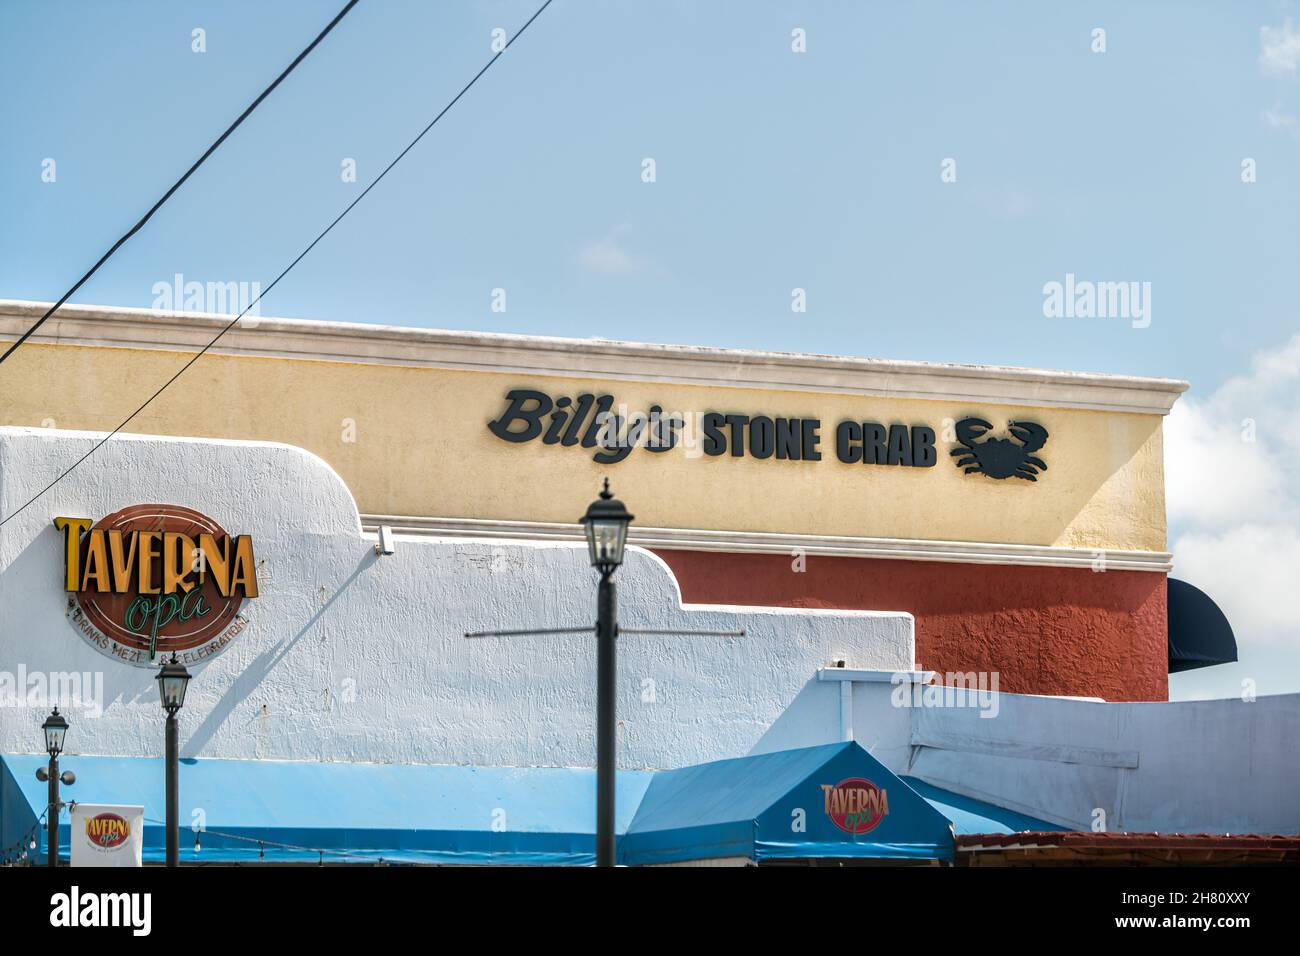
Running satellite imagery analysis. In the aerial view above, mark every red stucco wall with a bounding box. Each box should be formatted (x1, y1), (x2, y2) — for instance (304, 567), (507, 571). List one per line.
(652, 550), (1169, 702)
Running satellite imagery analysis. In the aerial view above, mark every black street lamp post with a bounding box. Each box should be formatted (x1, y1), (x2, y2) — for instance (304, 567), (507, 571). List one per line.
(35, 709), (74, 867)
(579, 479), (634, 868)
(465, 481), (741, 869)
(156, 654), (192, 868)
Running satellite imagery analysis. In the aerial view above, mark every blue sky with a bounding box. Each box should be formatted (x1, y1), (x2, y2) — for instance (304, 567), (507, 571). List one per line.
(2, 1), (1299, 700)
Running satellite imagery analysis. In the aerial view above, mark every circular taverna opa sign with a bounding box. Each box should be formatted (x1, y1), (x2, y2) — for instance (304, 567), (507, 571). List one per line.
(821, 777), (890, 835)
(54, 504), (259, 668)
(86, 811), (131, 849)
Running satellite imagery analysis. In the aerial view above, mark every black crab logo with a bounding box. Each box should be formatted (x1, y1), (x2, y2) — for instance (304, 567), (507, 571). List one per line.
(950, 418), (1049, 482)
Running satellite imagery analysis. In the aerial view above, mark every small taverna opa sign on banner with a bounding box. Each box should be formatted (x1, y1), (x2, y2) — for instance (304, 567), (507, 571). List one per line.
(70, 803), (144, 867)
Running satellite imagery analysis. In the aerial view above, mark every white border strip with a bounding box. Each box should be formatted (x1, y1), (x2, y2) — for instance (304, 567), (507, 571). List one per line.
(0, 300), (1188, 415)
(359, 513), (1173, 572)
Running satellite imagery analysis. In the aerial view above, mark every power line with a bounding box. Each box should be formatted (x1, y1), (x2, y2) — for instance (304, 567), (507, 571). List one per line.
(0, 0), (555, 531)
(0, 0), (362, 367)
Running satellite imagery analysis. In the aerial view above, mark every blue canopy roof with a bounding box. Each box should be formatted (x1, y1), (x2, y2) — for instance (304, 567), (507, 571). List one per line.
(1, 743), (1061, 866)
(900, 776), (1066, 836)
(1, 754), (654, 865)
(621, 741), (957, 864)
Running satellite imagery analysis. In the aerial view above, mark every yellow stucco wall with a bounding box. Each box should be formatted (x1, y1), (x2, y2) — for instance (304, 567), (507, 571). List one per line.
(0, 341), (1168, 551)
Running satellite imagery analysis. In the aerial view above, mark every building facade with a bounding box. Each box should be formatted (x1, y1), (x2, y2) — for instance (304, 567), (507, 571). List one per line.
(4, 299), (1293, 864)
(0, 300), (1184, 701)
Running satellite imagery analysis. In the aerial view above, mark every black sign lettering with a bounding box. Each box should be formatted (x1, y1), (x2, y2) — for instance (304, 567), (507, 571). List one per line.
(487, 389), (552, 443)
(487, 390), (1047, 480)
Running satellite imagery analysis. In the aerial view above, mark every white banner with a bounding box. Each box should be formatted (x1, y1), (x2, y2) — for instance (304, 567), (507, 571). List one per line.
(70, 803), (143, 868)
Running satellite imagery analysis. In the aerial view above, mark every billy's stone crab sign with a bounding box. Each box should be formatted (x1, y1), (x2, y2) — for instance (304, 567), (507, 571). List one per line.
(488, 389), (1051, 481)
(54, 504), (259, 668)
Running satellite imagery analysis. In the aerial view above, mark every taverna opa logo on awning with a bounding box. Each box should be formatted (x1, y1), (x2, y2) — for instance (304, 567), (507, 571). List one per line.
(54, 504), (259, 668)
(821, 778), (889, 835)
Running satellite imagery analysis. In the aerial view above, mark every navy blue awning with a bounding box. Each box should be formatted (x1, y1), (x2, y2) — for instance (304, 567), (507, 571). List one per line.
(1168, 577), (1238, 674)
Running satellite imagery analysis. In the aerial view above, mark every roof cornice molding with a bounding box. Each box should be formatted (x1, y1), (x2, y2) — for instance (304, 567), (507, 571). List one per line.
(0, 300), (1188, 414)
(360, 514), (1175, 573)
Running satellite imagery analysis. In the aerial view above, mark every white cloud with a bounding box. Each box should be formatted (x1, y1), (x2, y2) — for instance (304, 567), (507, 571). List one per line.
(1164, 401), (1279, 529)
(1260, 20), (1300, 74)
(577, 234), (643, 274)
(1166, 332), (1300, 650)
(1264, 102), (1297, 133)
(1174, 525), (1300, 646)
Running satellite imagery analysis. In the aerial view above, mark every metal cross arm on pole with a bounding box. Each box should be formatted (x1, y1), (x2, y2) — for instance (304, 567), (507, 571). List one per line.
(463, 626), (746, 639)
(464, 626), (595, 639)
(619, 628), (746, 637)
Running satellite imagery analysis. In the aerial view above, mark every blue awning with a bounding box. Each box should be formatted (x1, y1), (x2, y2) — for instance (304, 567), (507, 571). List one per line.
(0, 757), (41, 864)
(900, 776), (1065, 836)
(1, 754), (654, 865)
(1, 744), (1064, 866)
(620, 741), (957, 864)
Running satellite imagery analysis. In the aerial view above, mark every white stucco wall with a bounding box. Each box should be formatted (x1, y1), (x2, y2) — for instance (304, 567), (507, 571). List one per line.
(5, 427), (1293, 835)
(0, 427), (914, 770)
(905, 687), (1300, 833)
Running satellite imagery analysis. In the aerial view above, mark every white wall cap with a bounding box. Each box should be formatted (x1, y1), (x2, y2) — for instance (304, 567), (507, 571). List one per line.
(0, 299), (1188, 415)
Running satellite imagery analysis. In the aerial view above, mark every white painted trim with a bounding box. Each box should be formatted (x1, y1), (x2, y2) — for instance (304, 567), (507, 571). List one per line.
(818, 668), (934, 683)
(0, 300), (1187, 414)
(358, 513), (1174, 572)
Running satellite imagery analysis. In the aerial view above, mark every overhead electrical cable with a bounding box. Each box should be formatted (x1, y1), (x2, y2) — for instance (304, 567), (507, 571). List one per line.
(0, 0), (362, 367)
(0, 0), (556, 530)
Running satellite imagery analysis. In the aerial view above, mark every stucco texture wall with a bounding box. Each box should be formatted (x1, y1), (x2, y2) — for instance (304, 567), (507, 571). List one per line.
(0, 342), (1167, 552)
(0, 427), (914, 769)
(654, 549), (1169, 702)
(906, 689), (1300, 833)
